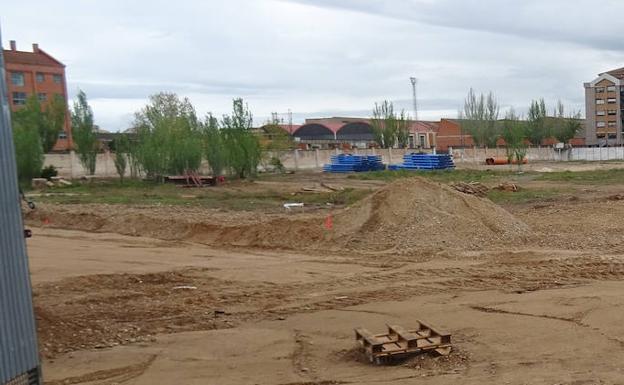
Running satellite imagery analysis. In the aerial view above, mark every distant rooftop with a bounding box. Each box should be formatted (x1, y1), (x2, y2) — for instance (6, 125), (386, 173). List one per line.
(3, 40), (64, 68)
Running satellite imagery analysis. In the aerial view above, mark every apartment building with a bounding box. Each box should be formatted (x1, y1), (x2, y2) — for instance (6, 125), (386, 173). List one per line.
(3, 40), (72, 151)
(584, 67), (624, 146)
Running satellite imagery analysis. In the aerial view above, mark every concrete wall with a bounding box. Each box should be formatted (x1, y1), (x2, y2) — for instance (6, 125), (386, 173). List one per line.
(44, 147), (624, 178)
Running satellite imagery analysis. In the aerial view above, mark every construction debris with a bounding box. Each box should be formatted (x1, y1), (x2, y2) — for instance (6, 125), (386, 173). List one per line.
(451, 181), (489, 197)
(283, 202), (304, 210)
(320, 182), (344, 192)
(31, 178), (48, 189)
(494, 182), (519, 192)
(485, 157), (528, 165)
(355, 321), (452, 364)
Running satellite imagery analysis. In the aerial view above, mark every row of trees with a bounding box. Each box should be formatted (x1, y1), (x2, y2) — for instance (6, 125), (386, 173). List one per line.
(113, 93), (264, 182)
(12, 90), (276, 182)
(460, 88), (583, 149)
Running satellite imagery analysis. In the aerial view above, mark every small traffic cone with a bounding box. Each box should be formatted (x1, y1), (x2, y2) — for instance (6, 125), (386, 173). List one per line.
(324, 214), (333, 230)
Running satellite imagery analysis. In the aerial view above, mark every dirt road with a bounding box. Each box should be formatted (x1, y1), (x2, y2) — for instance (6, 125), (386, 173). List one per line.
(31, 228), (624, 384)
(25, 173), (624, 384)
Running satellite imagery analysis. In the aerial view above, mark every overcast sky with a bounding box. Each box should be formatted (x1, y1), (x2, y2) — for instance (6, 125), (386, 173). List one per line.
(3, 0), (624, 131)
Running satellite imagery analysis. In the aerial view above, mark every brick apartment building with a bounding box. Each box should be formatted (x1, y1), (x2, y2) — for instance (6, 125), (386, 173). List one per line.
(584, 67), (624, 146)
(3, 40), (71, 151)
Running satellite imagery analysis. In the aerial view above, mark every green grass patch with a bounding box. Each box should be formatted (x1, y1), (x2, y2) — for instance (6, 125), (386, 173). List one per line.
(33, 179), (370, 210)
(536, 168), (624, 184)
(349, 169), (511, 183)
(487, 188), (564, 204)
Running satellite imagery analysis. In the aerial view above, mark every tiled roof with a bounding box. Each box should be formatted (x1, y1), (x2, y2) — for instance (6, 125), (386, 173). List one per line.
(602, 67), (624, 79)
(410, 121), (439, 133)
(3, 48), (64, 68)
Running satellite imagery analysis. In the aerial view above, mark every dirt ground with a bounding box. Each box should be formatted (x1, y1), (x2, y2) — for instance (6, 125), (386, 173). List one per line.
(25, 166), (624, 385)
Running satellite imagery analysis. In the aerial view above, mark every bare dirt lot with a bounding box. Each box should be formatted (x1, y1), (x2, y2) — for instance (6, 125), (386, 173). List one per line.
(25, 166), (624, 384)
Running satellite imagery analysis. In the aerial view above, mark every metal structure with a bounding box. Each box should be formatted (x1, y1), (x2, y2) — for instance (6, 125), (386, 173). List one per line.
(410, 77), (418, 123)
(355, 321), (451, 364)
(0, 27), (42, 385)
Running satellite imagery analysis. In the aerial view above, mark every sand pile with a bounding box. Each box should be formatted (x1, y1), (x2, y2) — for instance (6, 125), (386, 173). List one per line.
(331, 177), (531, 251)
(25, 204), (326, 249)
(27, 177), (530, 252)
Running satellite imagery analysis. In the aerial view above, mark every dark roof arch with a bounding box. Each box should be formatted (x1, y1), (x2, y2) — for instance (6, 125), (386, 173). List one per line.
(293, 123), (335, 140)
(336, 121), (374, 141)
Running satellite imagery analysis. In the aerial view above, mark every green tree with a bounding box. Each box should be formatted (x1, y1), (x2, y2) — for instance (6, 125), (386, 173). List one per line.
(551, 101), (582, 144)
(133, 92), (203, 181)
(12, 94), (67, 153)
(527, 98), (549, 146)
(460, 88), (500, 147)
(71, 90), (98, 175)
(395, 110), (411, 148)
(43, 94), (67, 151)
(12, 119), (44, 182)
(221, 98), (261, 179)
(202, 113), (226, 176)
(113, 134), (129, 182)
(370, 101), (401, 148)
(501, 108), (527, 171)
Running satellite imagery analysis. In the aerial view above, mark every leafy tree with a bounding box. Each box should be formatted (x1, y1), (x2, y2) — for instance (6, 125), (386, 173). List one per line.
(71, 90), (98, 175)
(133, 92), (203, 181)
(527, 98), (549, 146)
(551, 101), (582, 144)
(44, 94), (67, 151)
(202, 113), (226, 176)
(113, 134), (129, 182)
(396, 110), (411, 148)
(460, 88), (499, 147)
(260, 115), (295, 173)
(221, 98), (261, 179)
(501, 108), (527, 171)
(12, 119), (44, 182)
(370, 101), (403, 148)
(12, 94), (66, 152)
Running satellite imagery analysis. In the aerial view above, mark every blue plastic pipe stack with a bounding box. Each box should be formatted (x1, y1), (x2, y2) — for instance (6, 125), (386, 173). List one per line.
(388, 153), (455, 170)
(323, 154), (386, 173)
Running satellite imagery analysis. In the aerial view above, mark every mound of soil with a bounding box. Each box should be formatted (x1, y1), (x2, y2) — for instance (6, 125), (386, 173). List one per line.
(26, 204), (326, 250)
(331, 177), (531, 250)
(27, 177), (530, 252)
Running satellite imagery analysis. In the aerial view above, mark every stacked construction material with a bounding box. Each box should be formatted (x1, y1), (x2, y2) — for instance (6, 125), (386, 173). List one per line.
(323, 154), (386, 173)
(388, 153), (455, 171)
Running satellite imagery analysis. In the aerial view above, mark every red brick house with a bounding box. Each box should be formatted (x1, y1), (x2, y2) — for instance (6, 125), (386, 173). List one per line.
(3, 40), (72, 151)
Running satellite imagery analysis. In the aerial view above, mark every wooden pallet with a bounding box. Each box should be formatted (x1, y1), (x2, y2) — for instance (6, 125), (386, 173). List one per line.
(354, 320), (451, 364)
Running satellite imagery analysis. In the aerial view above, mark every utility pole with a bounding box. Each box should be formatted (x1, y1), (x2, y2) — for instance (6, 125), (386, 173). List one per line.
(410, 77), (420, 149)
(410, 77), (418, 122)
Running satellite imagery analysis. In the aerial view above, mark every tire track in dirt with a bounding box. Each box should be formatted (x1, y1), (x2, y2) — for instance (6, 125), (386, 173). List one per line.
(44, 354), (157, 385)
(35, 256), (624, 358)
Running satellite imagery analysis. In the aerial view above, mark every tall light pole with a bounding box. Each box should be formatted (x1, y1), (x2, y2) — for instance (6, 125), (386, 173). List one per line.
(410, 77), (418, 122)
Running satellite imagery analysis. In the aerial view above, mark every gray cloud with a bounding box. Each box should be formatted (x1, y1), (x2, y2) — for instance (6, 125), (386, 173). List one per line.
(3, 0), (623, 130)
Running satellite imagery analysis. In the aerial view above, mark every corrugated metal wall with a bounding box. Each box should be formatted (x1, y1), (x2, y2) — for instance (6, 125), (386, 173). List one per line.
(0, 29), (42, 385)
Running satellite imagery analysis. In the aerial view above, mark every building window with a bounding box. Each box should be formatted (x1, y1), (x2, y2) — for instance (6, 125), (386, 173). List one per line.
(36, 73), (45, 83)
(597, 110), (606, 116)
(11, 72), (24, 86)
(608, 98), (617, 104)
(596, 99), (605, 105)
(58, 131), (67, 139)
(608, 121), (617, 128)
(37, 93), (47, 102)
(12, 92), (27, 105)
(596, 87), (605, 93)
(607, 85), (616, 92)
(52, 74), (62, 84)
(609, 133), (617, 139)
(608, 110), (617, 115)
(597, 121), (606, 128)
